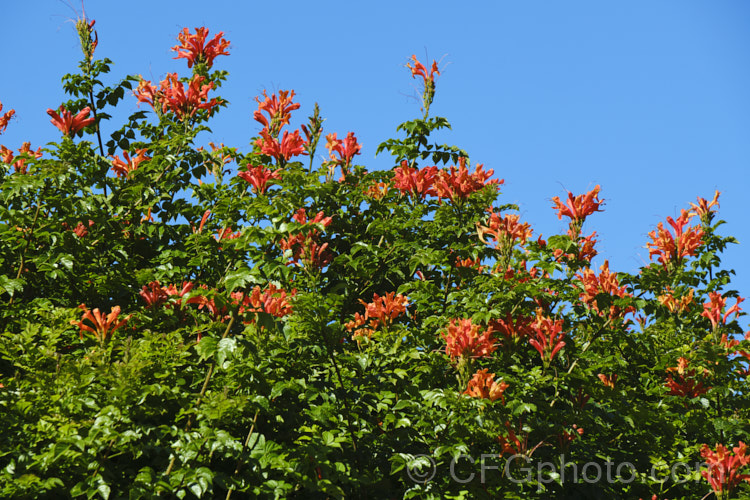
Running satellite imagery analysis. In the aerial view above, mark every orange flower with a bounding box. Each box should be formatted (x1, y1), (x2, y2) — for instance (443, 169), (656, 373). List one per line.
(253, 90), (300, 135)
(393, 162), (438, 199)
(664, 357), (709, 398)
(110, 149), (149, 179)
(407, 54), (440, 86)
(442, 318), (497, 361)
(0, 100), (15, 134)
(597, 373), (618, 389)
(433, 157), (502, 203)
(364, 182), (389, 200)
(528, 313), (566, 365)
(689, 190), (720, 224)
(135, 74), (221, 120)
(701, 292), (744, 331)
(576, 260), (634, 319)
(256, 129), (307, 163)
(1, 142), (42, 174)
(71, 304), (130, 342)
(488, 314), (535, 345)
(463, 368), (508, 403)
(700, 442), (750, 499)
(646, 209), (703, 268)
(551, 185), (604, 223)
(325, 132), (362, 179)
(477, 212), (533, 252)
(657, 287), (694, 314)
(47, 105), (95, 136)
(238, 165), (281, 194)
(232, 284), (295, 322)
(278, 209), (334, 268)
(172, 27), (230, 68)
(359, 292), (408, 327)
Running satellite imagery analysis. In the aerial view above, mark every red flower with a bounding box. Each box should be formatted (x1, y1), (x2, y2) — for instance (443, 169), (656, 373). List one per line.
(47, 105), (95, 136)
(528, 313), (566, 365)
(255, 129), (307, 163)
(488, 314), (535, 345)
(1, 142), (42, 174)
(253, 90), (300, 135)
(238, 165), (281, 194)
(278, 209), (334, 268)
(433, 157), (501, 203)
(139, 281), (169, 308)
(232, 284), (296, 322)
(325, 132), (362, 178)
(646, 209), (703, 268)
(442, 318), (497, 362)
(135, 74), (221, 120)
(359, 292), (408, 327)
(172, 27), (230, 68)
(689, 190), (720, 224)
(664, 357), (709, 398)
(700, 442), (750, 498)
(407, 55), (440, 86)
(393, 162), (438, 199)
(576, 260), (634, 319)
(464, 368), (508, 403)
(110, 149), (149, 179)
(701, 292), (744, 331)
(0, 100), (15, 134)
(72, 220), (95, 238)
(551, 185), (604, 223)
(71, 304), (130, 342)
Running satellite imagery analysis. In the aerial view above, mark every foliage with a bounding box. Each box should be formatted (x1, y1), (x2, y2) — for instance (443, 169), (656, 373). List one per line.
(0, 17), (748, 500)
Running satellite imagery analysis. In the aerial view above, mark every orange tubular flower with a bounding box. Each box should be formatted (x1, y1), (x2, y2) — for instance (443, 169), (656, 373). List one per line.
(393, 162), (438, 199)
(253, 90), (300, 135)
(477, 212), (533, 254)
(407, 54), (440, 86)
(664, 357), (709, 398)
(325, 132), (362, 178)
(488, 314), (535, 345)
(576, 260), (634, 319)
(0, 100), (15, 134)
(256, 129), (308, 163)
(172, 27), (230, 68)
(232, 284), (295, 323)
(701, 292), (744, 331)
(47, 105), (95, 136)
(528, 314), (566, 365)
(238, 165), (281, 194)
(646, 209), (703, 268)
(110, 149), (150, 179)
(597, 373), (618, 389)
(2, 142), (42, 174)
(433, 157), (502, 203)
(442, 318), (497, 362)
(689, 190), (720, 224)
(359, 292), (408, 327)
(464, 368), (509, 403)
(71, 304), (130, 342)
(278, 209), (334, 269)
(135, 74), (220, 120)
(657, 287), (694, 314)
(700, 442), (750, 499)
(551, 185), (604, 223)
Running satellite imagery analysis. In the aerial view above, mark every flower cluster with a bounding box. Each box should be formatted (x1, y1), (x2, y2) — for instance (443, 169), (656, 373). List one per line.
(701, 292), (744, 331)
(135, 73), (221, 120)
(407, 55), (440, 114)
(689, 191), (720, 225)
(576, 260), (634, 320)
(1, 142), (42, 174)
(0, 100), (14, 134)
(528, 313), (566, 365)
(477, 212), (533, 257)
(252, 90), (308, 165)
(487, 314), (535, 346)
(646, 209), (703, 268)
(664, 357), (709, 398)
(700, 442), (750, 499)
(324, 132), (362, 179)
(657, 287), (694, 314)
(110, 149), (150, 179)
(393, 162), (438, 199)
(238, 165), (281, 194)
(278, 208), (333, 269)
(47, 105), (95, 136)
(433, 157), (501, 203)
(231, 284), (296, 322)
(345, 292), (408, 338)
(463, 368), (508, 403)
(71, 304), (130, 342)
(442, 318), (497, 362)
(172, 27), (229, 69)
(551, 185), (604, 236)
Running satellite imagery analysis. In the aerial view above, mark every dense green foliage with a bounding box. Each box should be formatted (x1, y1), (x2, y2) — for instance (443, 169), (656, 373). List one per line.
(1, 19), (748, 500)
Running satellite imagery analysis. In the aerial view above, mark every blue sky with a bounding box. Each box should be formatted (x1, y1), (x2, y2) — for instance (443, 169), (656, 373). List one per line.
(2, 1), (749, 322)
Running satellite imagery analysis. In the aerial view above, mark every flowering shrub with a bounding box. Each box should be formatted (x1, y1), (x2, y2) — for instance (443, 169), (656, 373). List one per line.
(0, 18), (749, 500)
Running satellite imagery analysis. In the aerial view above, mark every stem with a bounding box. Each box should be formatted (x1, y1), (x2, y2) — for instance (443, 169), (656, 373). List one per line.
(8, 204), (42, 307)
(88, 88), (108, 196)
(225, 409), (260, 500)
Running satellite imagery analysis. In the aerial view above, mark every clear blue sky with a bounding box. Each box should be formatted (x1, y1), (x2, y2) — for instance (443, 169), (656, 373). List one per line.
(3, 1), (749, 324)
